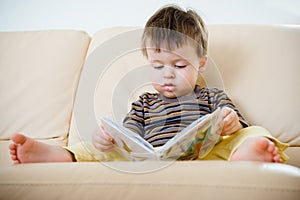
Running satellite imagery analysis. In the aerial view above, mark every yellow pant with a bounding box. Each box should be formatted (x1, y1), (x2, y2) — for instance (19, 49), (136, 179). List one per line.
(67, 126), (289, 162)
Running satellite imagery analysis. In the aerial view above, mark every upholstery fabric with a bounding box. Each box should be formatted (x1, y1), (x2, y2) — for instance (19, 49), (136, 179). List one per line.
(0, 30), (90, 141)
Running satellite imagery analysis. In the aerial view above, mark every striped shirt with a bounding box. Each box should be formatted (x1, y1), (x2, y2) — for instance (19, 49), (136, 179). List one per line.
(123, 86), (248, 147)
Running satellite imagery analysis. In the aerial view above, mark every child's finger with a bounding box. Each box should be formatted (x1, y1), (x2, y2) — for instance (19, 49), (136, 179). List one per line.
(100, 136), (113, 146)
(93, 141), (114, 152)
(221, 107), (232, 119)
(221, 107), (242, 136)
(222, 119), (237, 135)
(225, 112), (237, 125)
(92, 126), (115, 151)
(100, 126), (113, 142)
(93, 133), (109, 149)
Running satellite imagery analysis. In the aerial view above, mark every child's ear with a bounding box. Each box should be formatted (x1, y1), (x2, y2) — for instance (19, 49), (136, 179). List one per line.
(198, 55), (208, 73)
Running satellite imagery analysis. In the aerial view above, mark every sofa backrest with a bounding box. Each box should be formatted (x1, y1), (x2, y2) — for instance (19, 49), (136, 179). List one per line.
(0, 30), (90, 144)
(68, 25), (300, 147)
(1, 26), (297, 148)
(207, 25), (300, 146)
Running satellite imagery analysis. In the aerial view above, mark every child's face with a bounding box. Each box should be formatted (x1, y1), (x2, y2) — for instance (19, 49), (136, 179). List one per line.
(147, 44), (207, 98)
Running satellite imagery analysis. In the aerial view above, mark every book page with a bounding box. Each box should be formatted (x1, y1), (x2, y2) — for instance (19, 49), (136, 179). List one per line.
(198, 108), (223, 158)
(157, 108), (223, 160)
(100, 117), (157, 160)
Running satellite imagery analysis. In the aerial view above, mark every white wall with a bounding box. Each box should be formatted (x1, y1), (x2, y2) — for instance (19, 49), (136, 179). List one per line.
(0, 0), (299, 35)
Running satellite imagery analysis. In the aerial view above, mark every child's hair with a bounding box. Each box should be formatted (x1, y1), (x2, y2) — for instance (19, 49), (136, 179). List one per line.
(141, 5), (208, 58)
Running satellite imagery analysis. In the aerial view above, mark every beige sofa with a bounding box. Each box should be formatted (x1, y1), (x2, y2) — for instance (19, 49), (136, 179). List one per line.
(0, 25), (300, 199)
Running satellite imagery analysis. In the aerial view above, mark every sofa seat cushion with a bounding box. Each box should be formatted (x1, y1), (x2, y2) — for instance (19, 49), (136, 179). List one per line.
(0, 161), (299, 200)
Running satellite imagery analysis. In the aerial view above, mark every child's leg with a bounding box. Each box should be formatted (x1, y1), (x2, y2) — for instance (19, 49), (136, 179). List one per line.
(9, 133), (74, 164)
(9, 133), (127, 164)
(67, 141), (127, 162)
(202, 126), (289, 162)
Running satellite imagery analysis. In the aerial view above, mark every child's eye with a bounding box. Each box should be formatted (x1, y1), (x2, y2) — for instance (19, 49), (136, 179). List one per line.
(153, 65), (164, 69)
(174, 65), (187, 68)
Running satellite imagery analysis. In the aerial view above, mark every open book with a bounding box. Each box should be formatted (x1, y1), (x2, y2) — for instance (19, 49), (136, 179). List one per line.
(100, 107), (224, 161)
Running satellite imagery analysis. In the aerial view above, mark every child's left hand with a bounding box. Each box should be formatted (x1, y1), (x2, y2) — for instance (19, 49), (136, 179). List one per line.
(221, 107), (243, 136)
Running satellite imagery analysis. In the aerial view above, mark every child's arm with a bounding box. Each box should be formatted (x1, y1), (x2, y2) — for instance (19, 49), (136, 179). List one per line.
(221, 107), (243, 136)
(92, 126), (115, 152)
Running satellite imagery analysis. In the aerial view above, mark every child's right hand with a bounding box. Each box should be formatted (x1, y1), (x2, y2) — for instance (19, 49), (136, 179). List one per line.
(92, 126), (115, 152)
(221, 107), (243, 136)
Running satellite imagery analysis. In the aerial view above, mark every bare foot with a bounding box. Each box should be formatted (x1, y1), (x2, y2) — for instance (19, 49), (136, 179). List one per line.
(9, 133), (74, 164)
(231, 137), (282, 163)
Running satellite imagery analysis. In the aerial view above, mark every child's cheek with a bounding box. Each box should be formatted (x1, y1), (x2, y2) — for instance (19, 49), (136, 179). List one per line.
(179, 71), (197, 86)
(151, 70), (160, 83)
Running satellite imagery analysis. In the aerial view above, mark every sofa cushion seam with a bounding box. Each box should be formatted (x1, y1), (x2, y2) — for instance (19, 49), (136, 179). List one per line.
(1, 183), (299, 193)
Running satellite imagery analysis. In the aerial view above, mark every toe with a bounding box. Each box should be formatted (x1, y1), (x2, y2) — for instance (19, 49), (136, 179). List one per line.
(272, 147), (279, 155)
(12, 133), (27, 145)
(9, 143), (17, 151)
(267, 141), (275, 153)
(10, 149), (16, 155)
(13, 160), (20, 164)
(11, 154), (17, 160)
(10, 153), (20, 163)
(256, 137), (269, 151)
(273, 154), (281, 163)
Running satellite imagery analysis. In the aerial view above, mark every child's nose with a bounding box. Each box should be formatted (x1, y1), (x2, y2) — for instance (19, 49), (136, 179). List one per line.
(163, 66), (175, 78)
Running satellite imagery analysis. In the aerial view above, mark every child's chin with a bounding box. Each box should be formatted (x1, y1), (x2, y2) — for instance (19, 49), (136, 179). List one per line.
(162, 91), (178, 99)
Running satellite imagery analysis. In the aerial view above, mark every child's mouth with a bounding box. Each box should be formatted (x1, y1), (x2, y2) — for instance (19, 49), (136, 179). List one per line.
(162, 83), (176, 91)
